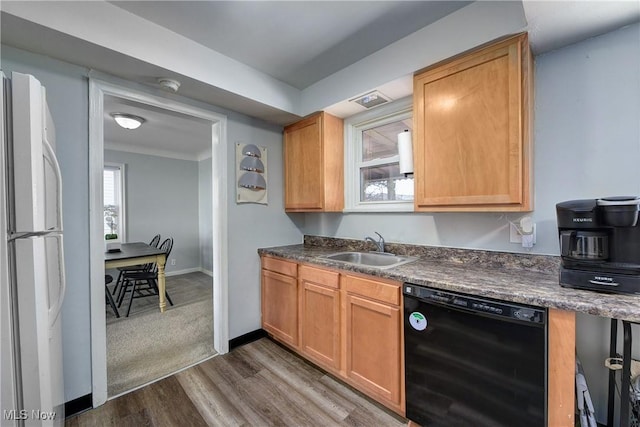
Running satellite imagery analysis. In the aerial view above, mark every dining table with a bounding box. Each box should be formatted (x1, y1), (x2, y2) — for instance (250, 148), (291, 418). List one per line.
(105, 242), (168, 313)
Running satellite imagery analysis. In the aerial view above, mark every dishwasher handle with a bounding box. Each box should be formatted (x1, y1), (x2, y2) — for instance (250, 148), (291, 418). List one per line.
(404, 283), (546, 325)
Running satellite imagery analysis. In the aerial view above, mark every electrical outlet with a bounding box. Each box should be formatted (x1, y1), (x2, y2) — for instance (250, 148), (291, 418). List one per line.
(510, 223), (536, 245)
(170, 259), (176, 266)
(509, 223), (522, 243)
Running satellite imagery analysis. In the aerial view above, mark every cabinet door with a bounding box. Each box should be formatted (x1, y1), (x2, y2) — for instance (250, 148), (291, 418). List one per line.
(413, 33), (531, 211)
(300, 281), (341, 371)
(262, 269), (298, 347)
(345, 293), (402, 408)
(284, 115), (323, 210)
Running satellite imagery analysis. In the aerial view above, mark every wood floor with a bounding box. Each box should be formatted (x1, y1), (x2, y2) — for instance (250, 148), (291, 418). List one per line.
(67, 338), (408, 427)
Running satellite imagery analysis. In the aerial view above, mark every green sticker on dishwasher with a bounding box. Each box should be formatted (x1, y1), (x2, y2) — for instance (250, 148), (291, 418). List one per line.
(409, 312), (427, 331)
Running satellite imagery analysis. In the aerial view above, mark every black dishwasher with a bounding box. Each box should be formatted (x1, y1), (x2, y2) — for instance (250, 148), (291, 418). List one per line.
(403, 283), (547, 427)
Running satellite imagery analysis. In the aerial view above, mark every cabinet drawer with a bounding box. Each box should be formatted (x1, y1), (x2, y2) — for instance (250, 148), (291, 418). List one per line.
(262, 256), (297, 277)
(344, 275), (400, 306)
(299, 265), (340, 289)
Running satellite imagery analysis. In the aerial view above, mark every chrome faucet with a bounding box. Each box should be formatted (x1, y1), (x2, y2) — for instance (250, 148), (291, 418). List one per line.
(365, 232), (385, 253)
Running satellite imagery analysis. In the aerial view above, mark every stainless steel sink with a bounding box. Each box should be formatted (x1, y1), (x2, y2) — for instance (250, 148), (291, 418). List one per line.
(321, 251), (417, 269)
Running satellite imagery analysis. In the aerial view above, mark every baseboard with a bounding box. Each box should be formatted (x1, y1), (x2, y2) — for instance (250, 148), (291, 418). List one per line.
(229, 329), (267, 350)
(64, 393), (92, 419)
(165, 267), (202, 277)
(165, 267), (214, 277)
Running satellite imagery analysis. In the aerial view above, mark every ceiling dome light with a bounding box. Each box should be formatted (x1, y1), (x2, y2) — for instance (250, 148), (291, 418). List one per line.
(111, 113), (146, 130)
(157, 77), (181, 92)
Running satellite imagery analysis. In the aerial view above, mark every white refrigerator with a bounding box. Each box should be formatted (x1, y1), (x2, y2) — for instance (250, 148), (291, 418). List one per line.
(0, 72), (66, 426)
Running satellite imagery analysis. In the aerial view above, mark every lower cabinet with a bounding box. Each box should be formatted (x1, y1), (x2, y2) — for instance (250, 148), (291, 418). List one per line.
(261, 256), (576, 425)
(260, 256), (405, 416)
(261, 257), (298, 348)
(343, 275), (403, 413)
(299, 265), (341, 371)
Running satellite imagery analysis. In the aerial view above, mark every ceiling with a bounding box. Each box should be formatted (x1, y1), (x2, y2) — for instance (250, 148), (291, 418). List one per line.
(104, 96), (212, 161)
(109, 1), (471, 90)
(2, 1), (639, 159)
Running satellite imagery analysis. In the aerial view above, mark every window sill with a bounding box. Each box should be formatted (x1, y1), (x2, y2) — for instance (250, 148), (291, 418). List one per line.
(343, 204), (414, 213)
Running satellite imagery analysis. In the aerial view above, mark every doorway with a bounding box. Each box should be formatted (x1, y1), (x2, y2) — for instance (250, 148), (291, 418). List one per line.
(88, 79), (229, 407)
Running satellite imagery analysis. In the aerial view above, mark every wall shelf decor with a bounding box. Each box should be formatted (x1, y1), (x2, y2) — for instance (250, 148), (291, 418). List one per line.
(236, 142), (268, 204)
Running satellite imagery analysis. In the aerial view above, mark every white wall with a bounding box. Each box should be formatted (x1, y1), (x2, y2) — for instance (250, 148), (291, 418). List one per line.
(104, 149), (201, 273)
(537, 23), (640, 424)
(225, 118), (304, 338)
(1, 1), (301, 116)
(0, 44), (303, 403)
(198, 157), (213, 274)
(301, 23), (640, 423)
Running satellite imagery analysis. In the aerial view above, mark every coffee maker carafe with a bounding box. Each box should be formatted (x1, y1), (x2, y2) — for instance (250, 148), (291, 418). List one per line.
(559, 230), (609, 261)
(556, 196), (640, 294)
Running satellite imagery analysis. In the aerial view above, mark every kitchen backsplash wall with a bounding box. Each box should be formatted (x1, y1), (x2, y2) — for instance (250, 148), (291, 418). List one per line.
(300, 22), (640, 258)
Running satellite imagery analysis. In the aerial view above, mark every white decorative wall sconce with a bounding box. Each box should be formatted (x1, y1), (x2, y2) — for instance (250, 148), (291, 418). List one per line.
(236, 143), (268, 204)
(239, 156), (264, 173)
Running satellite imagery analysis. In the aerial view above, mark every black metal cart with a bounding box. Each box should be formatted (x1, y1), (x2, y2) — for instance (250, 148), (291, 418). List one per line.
(608, 319), (640, 427)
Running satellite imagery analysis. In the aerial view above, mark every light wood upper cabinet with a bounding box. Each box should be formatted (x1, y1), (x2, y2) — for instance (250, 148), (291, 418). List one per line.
(283, 112), (344, 212)
(299, 265), (341, 371)
(413, 33), (533, 211)
(261, 257), (298, 348)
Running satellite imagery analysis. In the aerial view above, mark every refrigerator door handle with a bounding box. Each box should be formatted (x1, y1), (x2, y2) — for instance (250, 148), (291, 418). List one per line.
(42, 133), (63, 232)
(49, 234), (66, 328)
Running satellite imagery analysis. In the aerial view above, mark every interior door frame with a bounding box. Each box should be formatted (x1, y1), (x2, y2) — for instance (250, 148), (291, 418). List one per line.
(88, 79), (229, 407)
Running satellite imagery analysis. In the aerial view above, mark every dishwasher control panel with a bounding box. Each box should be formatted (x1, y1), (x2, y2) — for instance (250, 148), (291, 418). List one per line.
(404, 283), (546, 324)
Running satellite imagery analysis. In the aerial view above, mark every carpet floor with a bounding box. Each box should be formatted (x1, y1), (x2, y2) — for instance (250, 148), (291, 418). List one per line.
(106, 272), (215, 397)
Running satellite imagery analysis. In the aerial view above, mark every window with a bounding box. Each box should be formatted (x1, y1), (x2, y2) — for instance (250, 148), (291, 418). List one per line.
(103, 163), (126, 241)
(345, 97), (413, 212)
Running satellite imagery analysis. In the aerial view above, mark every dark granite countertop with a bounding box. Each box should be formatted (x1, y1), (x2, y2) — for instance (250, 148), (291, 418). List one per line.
(258, 236), (640, 322)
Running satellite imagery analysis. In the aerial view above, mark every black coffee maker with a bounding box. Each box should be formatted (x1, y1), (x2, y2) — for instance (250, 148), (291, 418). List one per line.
(556, 196), (640, 294)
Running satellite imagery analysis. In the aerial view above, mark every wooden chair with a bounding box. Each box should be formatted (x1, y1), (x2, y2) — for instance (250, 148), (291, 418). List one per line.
(121, 238), (174, 317)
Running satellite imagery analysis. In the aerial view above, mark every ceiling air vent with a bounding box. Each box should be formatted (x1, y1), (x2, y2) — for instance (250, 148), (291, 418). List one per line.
(349, 91), (391, 109)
